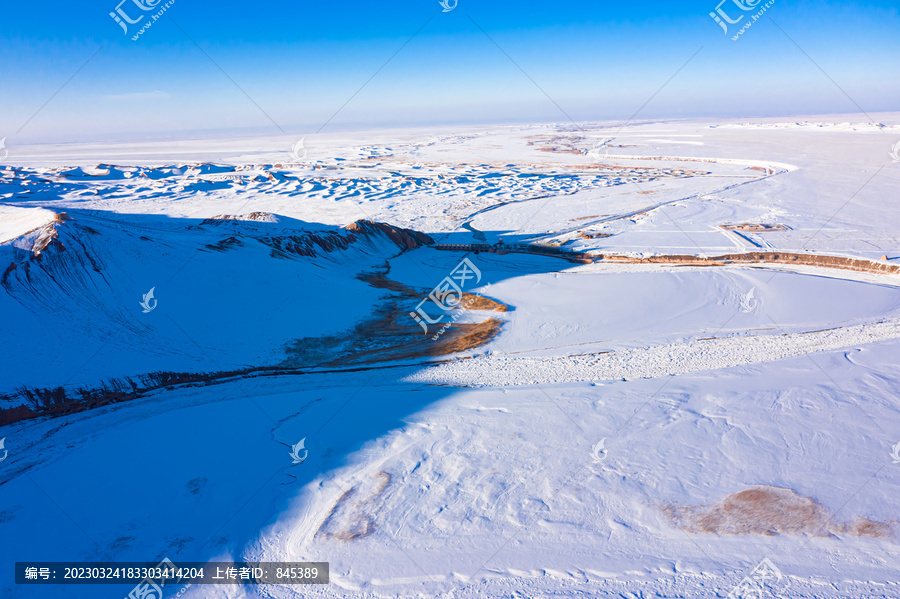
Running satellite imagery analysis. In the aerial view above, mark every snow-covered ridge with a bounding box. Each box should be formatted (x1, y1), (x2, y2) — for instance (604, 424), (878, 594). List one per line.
(0, 208), (435, 405)
(0, 205), (59, 245)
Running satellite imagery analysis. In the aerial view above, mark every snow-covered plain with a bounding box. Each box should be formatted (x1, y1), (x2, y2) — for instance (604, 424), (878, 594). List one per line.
(1, 116), (900, 598)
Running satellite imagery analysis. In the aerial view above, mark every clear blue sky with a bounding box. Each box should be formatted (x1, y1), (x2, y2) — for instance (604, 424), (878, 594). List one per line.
(1, 0), (898, 142)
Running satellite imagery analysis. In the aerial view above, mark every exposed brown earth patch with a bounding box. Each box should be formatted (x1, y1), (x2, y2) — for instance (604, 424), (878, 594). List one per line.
(566, 163), (708, 176)
(720, 223), (788, 232)
(316, 472), (392, 542)
(345, 220), (434, 249)
(537, 146), (583, 155)
(202, 212), (277, 223)
(30, 213), (70, 256)
(433, 243), (899, 276)
(662, 486), (896, 539)
(357, 271), (421, 296)
(458, 292), (507, 312)
(595, 251), (900, 276)
(428, 318), (504, 355)
(605, 153), (778, 173)
(527, 135), (585, 155)
(283, 268), (508, 368)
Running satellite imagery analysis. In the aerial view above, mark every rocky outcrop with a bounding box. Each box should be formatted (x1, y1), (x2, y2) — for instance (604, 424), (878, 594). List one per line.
(202, 212), (278, 224)
(344, 220), (434, 249)
(199, 215), (433, 258)
(257, 220), (433, 259)
(261, 231), (357, 258)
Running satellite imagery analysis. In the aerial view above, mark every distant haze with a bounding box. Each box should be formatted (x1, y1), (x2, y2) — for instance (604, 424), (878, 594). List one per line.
(2, 0), (898, 143)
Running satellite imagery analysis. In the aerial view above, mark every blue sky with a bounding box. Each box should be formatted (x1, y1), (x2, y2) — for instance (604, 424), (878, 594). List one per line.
(1, 0), (898, 142)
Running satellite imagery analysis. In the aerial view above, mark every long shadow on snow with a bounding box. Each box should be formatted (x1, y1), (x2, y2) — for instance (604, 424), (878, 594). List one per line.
(0, 207), (573, 598)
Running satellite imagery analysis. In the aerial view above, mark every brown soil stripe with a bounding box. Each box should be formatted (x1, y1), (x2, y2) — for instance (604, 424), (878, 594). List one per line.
(594, 252), (900, 276)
